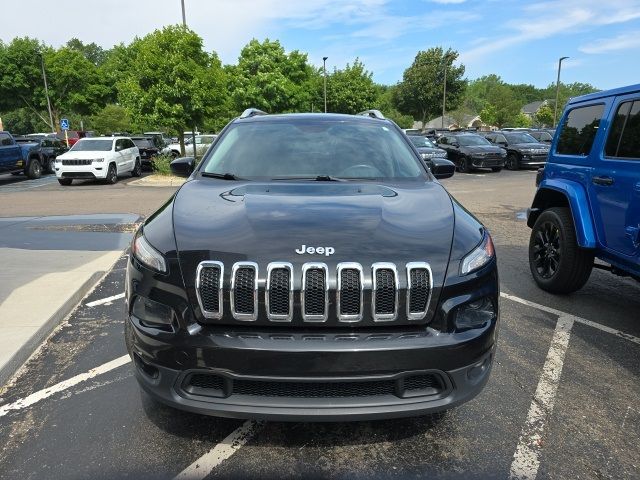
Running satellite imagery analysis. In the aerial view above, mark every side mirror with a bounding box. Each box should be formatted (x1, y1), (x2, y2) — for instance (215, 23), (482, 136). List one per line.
(430, 158), (455, 179)
(170, 156), (195, 177)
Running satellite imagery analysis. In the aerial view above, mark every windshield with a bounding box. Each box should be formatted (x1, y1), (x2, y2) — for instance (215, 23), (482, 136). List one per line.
(132, 138), (154, 148)
(458, 135), (491, 146)
(408, 136), (437, 148)
(202, 119), (424, 179)
(70, 139), (113, 152)
(505, 132), (538, 144)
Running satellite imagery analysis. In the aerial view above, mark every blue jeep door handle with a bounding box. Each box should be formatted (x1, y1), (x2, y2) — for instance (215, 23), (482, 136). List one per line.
(592, 176), (614, 186)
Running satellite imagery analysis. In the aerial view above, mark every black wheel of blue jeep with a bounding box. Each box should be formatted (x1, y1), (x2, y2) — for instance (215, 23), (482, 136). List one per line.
(506, 153), (520, 170)
(529, 207), (593, 293)
(27, 159), (42, 179)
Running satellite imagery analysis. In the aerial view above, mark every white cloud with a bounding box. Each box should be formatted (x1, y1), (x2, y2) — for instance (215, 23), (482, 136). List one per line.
(459, 0), (640, 63)
(579, 31), (640, 54)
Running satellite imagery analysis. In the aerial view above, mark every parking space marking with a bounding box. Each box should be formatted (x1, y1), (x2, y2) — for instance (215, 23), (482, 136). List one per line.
(86, 293), (125, 307)
(500, 292), (640, 346)
(174, 420), (264, 480)
(0, 355), (130, 417)
(509, 315), (574, 480)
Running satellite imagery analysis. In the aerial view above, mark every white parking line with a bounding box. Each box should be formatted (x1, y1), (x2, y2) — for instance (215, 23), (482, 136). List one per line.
(0, 355), (130, 417)
(86, 293), (125, 307)
(174, 420), (264, 480)
(500, 292), (640, 346)
(509, 316), (574, 480)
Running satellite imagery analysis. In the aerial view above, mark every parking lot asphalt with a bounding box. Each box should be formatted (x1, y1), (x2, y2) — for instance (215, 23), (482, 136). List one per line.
(0, 169), (638, 479)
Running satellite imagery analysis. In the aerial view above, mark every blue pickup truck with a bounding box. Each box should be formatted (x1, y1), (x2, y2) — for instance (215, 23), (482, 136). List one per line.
(527, 83), (640, 293)
(0, 131), (44, 179)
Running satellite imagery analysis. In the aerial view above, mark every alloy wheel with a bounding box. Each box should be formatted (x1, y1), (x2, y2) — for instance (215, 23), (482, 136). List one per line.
(532, 221), (561, 279)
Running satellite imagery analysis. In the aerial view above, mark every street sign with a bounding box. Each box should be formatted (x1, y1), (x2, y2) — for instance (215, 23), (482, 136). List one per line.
(60, 118), (69, 130)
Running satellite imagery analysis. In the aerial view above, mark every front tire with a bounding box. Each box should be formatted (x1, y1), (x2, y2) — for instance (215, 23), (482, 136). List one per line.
(506, 153), (520, 170)
(459, 156), (471, 173)
(529, 207), (594, 293)
(106, 163), (118, 184)
(47, 158), (56, 174)
(131, 159), (142, 177)
(27, 159), (42, 179)
(58, 178), (72, 186)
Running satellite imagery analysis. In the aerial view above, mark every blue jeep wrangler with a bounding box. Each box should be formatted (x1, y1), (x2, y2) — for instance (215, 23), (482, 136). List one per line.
(528, 83), (640, 293)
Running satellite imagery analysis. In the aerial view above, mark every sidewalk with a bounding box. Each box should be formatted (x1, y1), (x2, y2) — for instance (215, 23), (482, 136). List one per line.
(0, 214), (138, 386)
(128, 174), (186, 187)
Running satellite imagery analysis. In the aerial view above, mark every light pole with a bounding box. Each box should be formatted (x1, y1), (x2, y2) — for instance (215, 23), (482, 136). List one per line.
(554, 56), (569, 127)
(441, 54), (452, 130)
(323, 56), (328, 113)
(181, 0), (186, 27)
(38, 52), (55, 133)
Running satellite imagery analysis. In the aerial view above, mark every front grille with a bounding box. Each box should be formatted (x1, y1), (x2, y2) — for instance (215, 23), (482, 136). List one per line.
(196, 262), (223, 319)
(182, 371), (446, 400)
(62, 159), (92, 165)
(267, 263), (292, 321)
(195, 260), (433, 325)
(407, 263), (431, 320)
(234, 378), (396, 398)
(302, 264), (328, 321)
(373, 264), (397, 321)
(231, 263), (257, 320)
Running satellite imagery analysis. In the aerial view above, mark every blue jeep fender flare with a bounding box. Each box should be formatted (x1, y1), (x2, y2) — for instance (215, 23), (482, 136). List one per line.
(529, 179), (596, 249)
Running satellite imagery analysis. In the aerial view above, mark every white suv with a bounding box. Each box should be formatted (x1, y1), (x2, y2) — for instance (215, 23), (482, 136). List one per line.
(55, 137), (141, 186)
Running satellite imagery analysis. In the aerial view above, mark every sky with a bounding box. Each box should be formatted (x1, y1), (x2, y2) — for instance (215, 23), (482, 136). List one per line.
(2, 0), (640, 90)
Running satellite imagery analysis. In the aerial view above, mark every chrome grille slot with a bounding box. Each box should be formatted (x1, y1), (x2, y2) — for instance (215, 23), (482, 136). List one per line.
(231, 262), (258, 321)
(406, 262), (432, 320)
(196, 261), (224, 319)
(266, 262), (293, 322)
(302, 263), (328, 322)
(337, 263), (363, 322)
(62, 159), (93, 166)
(372, 263), (398, 321)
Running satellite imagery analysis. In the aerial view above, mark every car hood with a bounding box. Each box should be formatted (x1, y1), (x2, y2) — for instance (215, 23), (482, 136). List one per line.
(172, 179), (455, 295)
(58, 150), (113, 160)
(460, 145), (504, 154)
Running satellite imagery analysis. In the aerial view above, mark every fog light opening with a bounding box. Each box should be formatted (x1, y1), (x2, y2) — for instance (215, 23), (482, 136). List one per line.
(454, 296), (495, 331)
(132, 296), (173, 331)
(133, 353), (159, 379)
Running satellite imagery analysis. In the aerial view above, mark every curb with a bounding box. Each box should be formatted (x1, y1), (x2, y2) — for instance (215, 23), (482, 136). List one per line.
(0, 270), (107, 388)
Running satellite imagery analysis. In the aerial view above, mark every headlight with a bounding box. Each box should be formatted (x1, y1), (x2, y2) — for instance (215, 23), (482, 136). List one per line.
(460, 231), (495, 275)
(55, 158), (61, 163)
(454, 297), (495, 330)
(421, 153), (430, 159)
(132, 230), (167, 273)
(94, 158), (105, 163)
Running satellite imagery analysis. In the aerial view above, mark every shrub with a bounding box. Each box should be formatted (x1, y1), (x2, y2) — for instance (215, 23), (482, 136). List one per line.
(151, 154), (173, 176)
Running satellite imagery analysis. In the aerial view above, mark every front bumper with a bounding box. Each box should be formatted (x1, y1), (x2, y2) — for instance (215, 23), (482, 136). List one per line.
(125, 315), (496, 421)
(470, 156), (505, 168)
(55, 164), (108, 179)
(519, 154), (547, 167)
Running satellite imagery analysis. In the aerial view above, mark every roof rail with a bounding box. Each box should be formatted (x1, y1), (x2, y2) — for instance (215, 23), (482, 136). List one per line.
(357, 109), (386, 120)
(240, 108), (268, 119)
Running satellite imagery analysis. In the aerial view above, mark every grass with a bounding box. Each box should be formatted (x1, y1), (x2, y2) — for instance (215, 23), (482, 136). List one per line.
(151, 154), (173, 176)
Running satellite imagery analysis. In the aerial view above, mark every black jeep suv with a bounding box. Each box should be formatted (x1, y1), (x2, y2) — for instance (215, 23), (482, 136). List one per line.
(484, 131), (550, 170)
(437, 133), (506, 173)
(125, 109), (499, 421)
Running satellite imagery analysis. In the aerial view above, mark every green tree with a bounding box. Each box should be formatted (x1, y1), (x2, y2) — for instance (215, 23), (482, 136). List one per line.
(117, 25), (226, 154)
(228, 38), (314, 113)
(1, 107), (49, 134)
(472, 75), (521, 127)
(66, 38), (108, 66)
(323, 59), (377, 114)
(394, 48), (466, 128)
(534, 104), (554, 127)
(512, 112), (533, 128)
(542, 81), (598, 114)
(90, 104), (132, 134)
(375, 85), (414, 128)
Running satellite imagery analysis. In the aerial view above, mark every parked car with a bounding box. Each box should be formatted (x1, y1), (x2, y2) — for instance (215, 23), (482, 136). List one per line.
(143, 131), (172, 149)
(437, 133), (506, 172)
(407, 135), (448, 161)
(14, 136), (68, 173)
(131, 136), (160, 167)
(527, 83), (640, 293)
(59, 130), (94, 147)
(484, 131), (550, 170)
(125, 108), (496, 421)
(163, 134), (217, 158)
(54, 136), (141, 186)
(527, 130), (553, 144)
(0, 131), (44, 178)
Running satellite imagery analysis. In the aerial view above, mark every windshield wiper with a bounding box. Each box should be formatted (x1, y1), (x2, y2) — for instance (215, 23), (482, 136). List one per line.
(201, 172), (242, 180)
(271, 175), (345, 182)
